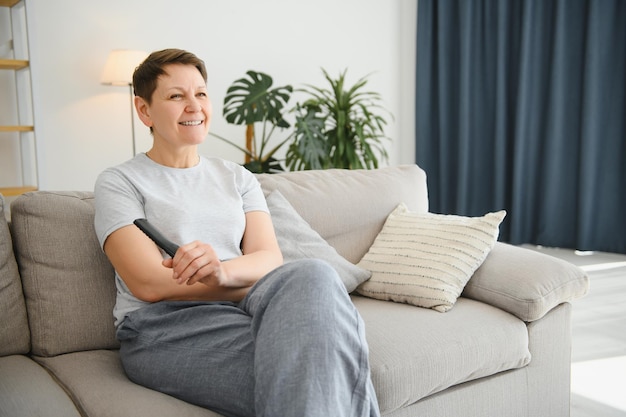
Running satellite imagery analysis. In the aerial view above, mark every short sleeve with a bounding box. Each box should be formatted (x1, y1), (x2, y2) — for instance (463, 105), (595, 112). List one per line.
(235, 164), (269, 214)
(94, 168), (145, 249)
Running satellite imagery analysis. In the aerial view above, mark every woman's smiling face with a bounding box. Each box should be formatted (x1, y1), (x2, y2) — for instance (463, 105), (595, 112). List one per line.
(138, 63), (212, 148)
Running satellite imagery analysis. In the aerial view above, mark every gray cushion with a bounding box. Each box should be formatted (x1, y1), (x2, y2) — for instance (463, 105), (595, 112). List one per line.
(35, 350), (222, 417)
(463, 242), (589, 322)
(257, 165), (429, 264)
(10, 191), (118, 356)
(0, 195), (30, 356)
(266, 189), (371, 292)
(0, 355), (80, 417)
(353, 295), (531, 414)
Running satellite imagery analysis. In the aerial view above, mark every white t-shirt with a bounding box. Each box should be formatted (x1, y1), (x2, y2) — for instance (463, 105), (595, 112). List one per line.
(94, 153), (269, 327)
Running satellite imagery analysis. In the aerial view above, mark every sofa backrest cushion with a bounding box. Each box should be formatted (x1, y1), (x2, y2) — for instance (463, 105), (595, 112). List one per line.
(10, 191), (118, 357)
(0, 195), (31, 356)
(256, 165), (429, 264)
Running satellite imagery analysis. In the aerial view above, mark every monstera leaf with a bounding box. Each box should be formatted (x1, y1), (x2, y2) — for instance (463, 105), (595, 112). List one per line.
(243, 157), (284, 174)
(223, 71), (292, 128)
(286, 105), (329, 170)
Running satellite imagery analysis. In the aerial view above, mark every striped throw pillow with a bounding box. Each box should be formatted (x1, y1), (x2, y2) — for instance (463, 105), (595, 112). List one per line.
(356, 204), (506, 312)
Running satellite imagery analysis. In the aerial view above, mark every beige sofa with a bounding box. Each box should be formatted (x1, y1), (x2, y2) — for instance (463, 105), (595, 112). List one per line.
(0, 164), (589, 417)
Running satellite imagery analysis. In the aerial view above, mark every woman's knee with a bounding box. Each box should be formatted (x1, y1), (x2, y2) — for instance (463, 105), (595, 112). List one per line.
(279, 258), (344, 292)
(242, 258), (352, 321)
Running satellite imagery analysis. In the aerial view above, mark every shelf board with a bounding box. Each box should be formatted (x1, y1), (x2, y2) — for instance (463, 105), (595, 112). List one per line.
(0, 59), (29, 70)
(0, 125), (34, 132)
(0, 0), (20, 7)
(0, 186), (37, 196)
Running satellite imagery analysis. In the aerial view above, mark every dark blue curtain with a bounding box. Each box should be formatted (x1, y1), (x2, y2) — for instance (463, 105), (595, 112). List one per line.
(415, 0), (626, 254)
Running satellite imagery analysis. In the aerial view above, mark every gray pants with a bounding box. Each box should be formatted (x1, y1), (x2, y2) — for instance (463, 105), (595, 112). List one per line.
(117, 259), (380, 417)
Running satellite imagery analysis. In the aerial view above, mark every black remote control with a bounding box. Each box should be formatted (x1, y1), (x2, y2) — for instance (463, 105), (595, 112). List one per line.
(133, 218), (180, 257)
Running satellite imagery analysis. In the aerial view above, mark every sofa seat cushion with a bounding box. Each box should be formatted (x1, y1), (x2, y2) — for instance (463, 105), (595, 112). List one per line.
(34, 350), (222, 417)
(0, 355), (81, 417)
(354, 295), (532, 414)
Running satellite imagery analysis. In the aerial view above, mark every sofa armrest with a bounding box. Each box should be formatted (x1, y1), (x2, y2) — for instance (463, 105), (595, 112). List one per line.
(462, 243), (589, 322)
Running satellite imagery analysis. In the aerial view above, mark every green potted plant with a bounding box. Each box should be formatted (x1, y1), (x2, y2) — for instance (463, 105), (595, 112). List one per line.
(210, 70), (294, 173)
(285, 68), (391, 170)
(212, 69), (392, 173)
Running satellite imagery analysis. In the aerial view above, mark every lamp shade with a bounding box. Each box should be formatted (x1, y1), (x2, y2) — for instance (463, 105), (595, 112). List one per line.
(101, 49), (148, 86)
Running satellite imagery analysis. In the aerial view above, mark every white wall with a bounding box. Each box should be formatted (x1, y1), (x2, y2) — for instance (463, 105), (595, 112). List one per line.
(16, 0), (416, 191)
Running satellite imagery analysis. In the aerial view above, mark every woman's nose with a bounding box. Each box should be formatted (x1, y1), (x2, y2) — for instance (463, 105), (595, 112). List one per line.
(186, 98), (202, 112)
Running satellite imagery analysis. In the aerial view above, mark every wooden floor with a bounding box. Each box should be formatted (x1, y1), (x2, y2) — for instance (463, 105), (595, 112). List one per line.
(524, 245), (626, 417)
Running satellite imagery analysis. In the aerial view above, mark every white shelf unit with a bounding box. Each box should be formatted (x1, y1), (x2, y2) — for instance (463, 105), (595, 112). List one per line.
(0, 0), (38, 197)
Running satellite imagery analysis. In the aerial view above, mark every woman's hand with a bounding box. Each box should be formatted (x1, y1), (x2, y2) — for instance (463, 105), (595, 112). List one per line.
(163, 211), (283, 290)
(162, 241), (229, 287)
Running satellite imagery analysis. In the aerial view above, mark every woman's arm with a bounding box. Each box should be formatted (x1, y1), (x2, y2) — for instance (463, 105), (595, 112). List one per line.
(103, 210), (283, 303)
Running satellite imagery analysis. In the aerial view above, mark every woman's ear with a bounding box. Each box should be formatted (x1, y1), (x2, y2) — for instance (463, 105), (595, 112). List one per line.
(135, 96), (153, 128)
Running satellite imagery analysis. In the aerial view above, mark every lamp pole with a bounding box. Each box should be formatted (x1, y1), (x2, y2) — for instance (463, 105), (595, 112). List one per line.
(100, 49), (148, 158)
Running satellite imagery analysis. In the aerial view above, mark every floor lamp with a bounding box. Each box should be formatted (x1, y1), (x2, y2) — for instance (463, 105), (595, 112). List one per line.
(101, 49), (148, 156)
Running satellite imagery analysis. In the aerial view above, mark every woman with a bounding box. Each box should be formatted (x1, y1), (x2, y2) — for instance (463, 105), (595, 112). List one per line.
(94, 49), (379, 417)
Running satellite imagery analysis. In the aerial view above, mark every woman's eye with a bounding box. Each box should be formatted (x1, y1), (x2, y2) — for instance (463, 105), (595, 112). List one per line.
(197, 92), (207, 98)
(170, 94), (183, 99)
